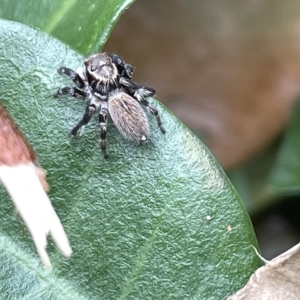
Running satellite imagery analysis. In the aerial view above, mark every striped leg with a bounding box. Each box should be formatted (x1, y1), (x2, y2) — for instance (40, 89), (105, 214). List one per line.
(99, 106), (109, 158)
(70, 104), (96, 136)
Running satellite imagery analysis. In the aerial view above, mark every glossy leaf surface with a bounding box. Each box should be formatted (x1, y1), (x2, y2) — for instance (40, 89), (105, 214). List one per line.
(0, 0), (135, 54)
(0, 20), (260, 299)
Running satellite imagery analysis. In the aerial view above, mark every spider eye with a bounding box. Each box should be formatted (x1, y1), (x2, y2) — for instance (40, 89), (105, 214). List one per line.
(90, 66), (96, 72)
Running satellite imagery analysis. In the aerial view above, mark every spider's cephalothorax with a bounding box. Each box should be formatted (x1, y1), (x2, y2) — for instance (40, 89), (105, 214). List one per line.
(54, 52), (165, 158)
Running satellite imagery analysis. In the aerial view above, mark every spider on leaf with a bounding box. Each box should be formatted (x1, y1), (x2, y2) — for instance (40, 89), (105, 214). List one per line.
(54, 52), (165, 158)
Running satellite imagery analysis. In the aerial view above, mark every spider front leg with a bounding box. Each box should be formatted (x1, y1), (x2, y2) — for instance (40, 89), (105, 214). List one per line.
(120, 78), (166, 134)
(119, 77), (155, 100)
(54, 66), (87, 98)
(70, 104), (96, 136)
(57, 67), (86, 88)
(98, 105), (109, 159)
(107, 53), (134, 79)
(53, 87), (87, 99)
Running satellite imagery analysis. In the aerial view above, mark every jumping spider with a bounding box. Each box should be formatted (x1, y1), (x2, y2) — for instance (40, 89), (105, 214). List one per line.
(54, 52), (165, 158)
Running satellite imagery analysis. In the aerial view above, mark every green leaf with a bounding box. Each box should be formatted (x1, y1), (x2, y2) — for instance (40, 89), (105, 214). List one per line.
(268, 99), (300, 194)
(0, 19), (260, 299)
(228, 144), (281, 215)
(0, 0), (135, 55)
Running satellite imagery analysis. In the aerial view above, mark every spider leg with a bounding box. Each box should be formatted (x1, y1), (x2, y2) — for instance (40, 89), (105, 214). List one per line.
(107, 53), (134, 79)
(53, 87), (87, 99)
(70, 104), (96, 136)
(98, 105), (109, 158)
(120, 78), (165, 134)
(138, 98), (166, 134)
(119, 77), (155, 99)
(57, 67), (86, 89)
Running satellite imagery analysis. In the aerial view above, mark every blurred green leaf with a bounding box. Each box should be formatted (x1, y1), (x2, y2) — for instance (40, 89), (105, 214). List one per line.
(0, 0), (135, 55)
(268, 99), (300, 194)
(0, 19), (260, 299)
(228, 144), (280, 215)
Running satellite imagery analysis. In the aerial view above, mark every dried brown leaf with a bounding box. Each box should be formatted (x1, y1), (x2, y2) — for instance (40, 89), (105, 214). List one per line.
(228, 243), (300, 300)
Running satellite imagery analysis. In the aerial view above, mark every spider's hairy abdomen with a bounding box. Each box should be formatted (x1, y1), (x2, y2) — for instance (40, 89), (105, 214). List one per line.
(108, 91), (149, 142)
